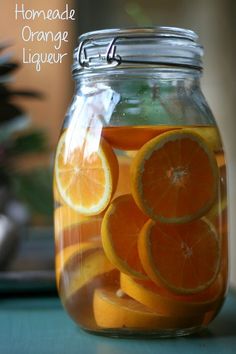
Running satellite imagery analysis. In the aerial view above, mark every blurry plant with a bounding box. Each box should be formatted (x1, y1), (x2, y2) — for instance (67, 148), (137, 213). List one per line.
(125, 2), (153, 26)
(123, 3), (188, 124)
(0, 43), (53, 224)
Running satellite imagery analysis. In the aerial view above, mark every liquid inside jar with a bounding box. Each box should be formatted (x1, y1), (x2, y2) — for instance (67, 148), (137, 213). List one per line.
(54, 124), (228, 337)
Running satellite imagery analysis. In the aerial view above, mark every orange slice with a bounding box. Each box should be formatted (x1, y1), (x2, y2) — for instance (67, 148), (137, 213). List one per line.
(138, 218), (220, 294)
(113, 155), (131, 198)
(55, 221), (102, 253)
(102, 126), (180, 150)
(184, 127), (222, 152)
(55, 242), (100, 289)
(101, 194), (148, 279)
(63, 270), (120, 329)
(54, 205), (103, 245)
(216, 152), (226, 169)
(206, 196), (227, 223)
(55, 222), (102, 253)
(59, 247), (115, 299)
(93, 287), (204, 329)
(55, 131), (118, 215)
(131, 129), (219, 223)
(120, 273), (223, 317)
(206, 199), (228, 281)
(102, 126), (221, 152)
(53, 176), (64, 206)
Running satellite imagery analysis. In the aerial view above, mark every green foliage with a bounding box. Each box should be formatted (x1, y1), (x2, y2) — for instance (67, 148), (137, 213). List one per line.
(112, 80), (181, 126)
(125, 2), (153, 26)
(0, 44), (52, 221)
(9, 131), (48, 156)
(12, 168), (53, 218)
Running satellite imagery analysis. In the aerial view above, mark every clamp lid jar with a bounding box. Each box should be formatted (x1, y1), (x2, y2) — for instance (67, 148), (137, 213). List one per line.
(53, 26), (228, 338)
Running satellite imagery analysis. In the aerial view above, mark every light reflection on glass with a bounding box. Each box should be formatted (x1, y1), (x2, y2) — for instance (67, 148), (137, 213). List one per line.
(64, 88), (120, 162)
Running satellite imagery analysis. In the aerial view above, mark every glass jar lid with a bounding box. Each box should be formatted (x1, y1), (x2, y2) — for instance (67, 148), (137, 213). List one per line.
(73, 26), (203, 75)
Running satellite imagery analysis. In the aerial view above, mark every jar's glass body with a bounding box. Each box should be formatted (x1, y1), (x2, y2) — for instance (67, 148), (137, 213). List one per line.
(54, 28), (228, 337)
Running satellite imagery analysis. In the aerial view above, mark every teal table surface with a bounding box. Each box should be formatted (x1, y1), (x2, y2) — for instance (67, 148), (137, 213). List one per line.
(0, 290), (235, 354)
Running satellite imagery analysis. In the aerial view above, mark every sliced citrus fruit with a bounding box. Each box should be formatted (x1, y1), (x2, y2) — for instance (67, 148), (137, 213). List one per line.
(131, 129), (219, 223)
(55, 220), (102, 253)
(102, 126), (221, 152)
(206, 196), (227, 222)
(113, 155), (131, 198)
(55, 242), (100, 289)
(184, 126), (222, 152)
(54, 205), (103, 245)
(208, 203), (228, 281)
(216, 152), (226, 169)
(102, 126), (180, 150)
(59, 247), (119, 329)
(120, 273), (223, 317)
(62, 270), (119, 329)
(101, 194), (148, 279)
(53, 176), (64, 206)
(59, 247), (115, 299)
(93, 286), (204, 329)
(138, 218), (220, 294)
(55, 131), (118, 215)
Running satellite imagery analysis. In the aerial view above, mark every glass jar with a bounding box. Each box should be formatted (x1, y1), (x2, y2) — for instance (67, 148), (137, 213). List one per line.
(53, 27), (228, 337)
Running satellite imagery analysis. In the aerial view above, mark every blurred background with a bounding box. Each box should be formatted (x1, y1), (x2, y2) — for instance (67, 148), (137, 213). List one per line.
(0, 0), (235, 289)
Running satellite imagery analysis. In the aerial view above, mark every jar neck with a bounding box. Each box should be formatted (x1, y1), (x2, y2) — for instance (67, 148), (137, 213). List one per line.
(67, 65), (214, 130)
(74, 67), (202, 93)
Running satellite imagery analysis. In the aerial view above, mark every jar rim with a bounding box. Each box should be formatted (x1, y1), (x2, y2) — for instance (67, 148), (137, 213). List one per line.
(79, 26), (199, 42)
(73, 26), (203, 75)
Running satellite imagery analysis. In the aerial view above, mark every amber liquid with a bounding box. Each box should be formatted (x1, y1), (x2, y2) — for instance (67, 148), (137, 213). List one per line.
(54, 125), (228, 336)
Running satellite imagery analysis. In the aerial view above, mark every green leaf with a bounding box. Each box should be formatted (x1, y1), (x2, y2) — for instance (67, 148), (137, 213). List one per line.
(9, 131), (48, 155)
(12, 168), (53, 217)
(125, 2), (153, 26)
(113, 81), (177, 126)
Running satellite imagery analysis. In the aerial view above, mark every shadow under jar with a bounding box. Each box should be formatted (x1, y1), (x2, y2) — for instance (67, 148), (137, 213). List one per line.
(53, 27), (228, 338)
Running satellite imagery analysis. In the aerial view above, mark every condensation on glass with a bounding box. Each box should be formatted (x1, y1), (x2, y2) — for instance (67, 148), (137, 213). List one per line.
(53, 27), (228, 337)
